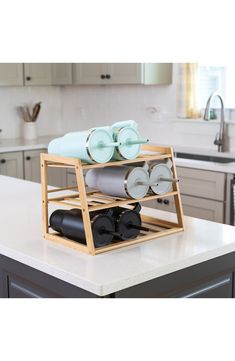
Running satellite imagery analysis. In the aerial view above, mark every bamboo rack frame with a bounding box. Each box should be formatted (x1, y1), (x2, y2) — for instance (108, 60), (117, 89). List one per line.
(41, 144), (184, 255)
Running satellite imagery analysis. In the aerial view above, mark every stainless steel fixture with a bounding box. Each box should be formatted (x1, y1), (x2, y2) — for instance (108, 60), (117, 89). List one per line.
(203, 92), (227, 152)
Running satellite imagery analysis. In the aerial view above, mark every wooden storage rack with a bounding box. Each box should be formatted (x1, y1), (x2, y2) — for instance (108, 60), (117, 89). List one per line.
(41, 144), (184, 255)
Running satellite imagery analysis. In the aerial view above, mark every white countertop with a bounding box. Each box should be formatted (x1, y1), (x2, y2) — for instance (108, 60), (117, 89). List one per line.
(0, 135), (56, 153)
(1, 175), (235, 296)
(175, 157), (235, 173)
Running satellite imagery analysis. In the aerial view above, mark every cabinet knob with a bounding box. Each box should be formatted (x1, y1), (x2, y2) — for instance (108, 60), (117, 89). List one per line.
(163, 199), (170, 205)
(26, 156), (31, 161)
(157, 199), (163, 204)
(100, 74), (106, 79)
(26, 76), (31, 81)
(105, 74), (111, 79)
(0, 159), (6, 164)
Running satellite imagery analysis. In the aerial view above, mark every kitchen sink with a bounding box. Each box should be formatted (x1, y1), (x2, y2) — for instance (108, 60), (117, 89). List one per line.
(176, 152), (235, 163)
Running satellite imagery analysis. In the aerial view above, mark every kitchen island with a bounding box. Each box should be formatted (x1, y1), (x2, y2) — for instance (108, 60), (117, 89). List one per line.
(1, 175), (235, 298)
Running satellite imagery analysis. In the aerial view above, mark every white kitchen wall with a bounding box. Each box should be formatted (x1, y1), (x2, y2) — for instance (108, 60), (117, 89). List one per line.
(0, 86), (62, 139)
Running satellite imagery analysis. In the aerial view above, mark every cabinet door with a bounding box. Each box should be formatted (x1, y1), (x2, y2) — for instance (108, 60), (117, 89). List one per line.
(73, 63), (108, 84)
(24, 63), (52, 85)
(178, 274), (232, 298)
(177, 167), (225, 201)
(143, 63), (172, 85)
(24, 149), (67, 186)
(181, 194), (224, 223)
(52, 63), (72, 85)
(0, 63), (24, 86)
(24, 149), (42, 183)
(0, 152), (23, 179)
(143, 197), (175, 212)
(107, 63), (142, 84)
(7, 273), (61, 298)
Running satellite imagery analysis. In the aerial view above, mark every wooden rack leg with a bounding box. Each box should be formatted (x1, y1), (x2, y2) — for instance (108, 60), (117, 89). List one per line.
(170, 148), (184, 229)
(41, 155), (49, 237)
(75, 159), (95, 255)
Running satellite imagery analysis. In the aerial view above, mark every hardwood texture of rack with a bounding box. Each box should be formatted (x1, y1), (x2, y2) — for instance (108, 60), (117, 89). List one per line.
(41, 144), (184, 255)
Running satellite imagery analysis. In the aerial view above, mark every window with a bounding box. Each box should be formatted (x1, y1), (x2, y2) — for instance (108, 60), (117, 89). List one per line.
(199, 63), (235, 109)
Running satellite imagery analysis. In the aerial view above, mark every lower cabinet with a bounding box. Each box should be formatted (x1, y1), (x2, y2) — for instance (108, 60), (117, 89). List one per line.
(24, 150), (43, 183)
(0, 149), (66, 187)
(0, 255), (98, 298)
(0, 152), (24, 179)
(176, 166), (226, 223)
(24, 149), (67, 186)
(176, 274), (232, 298)
(179, 195), (224, 223)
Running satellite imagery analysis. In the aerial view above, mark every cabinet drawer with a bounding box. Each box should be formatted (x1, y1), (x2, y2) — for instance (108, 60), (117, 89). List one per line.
(7, 275), (54, 298)
(181, 195), (224, 223)
(24, 149), (43, 183)
(177, 274), (232, 298)
(177, 167), (225, 201)
(143, 197), (175, 213)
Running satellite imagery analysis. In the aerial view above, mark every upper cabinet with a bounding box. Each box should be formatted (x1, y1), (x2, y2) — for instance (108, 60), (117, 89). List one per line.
(0, 64), (24, 86)
(24, 63), (52, 85)
(73, 63), (172, 85)
(143, 63), (172, 85)
(73, 63), (143, 85)
(0, 63), (73, 86)
(51, 63), (73, 85)
(0, 63), (172, 86)
(73, 64), (107, 84)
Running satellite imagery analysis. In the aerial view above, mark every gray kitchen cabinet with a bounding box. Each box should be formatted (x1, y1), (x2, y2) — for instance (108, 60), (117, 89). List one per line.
(143, 63), (172, 85)
(73, 63), (106, 84)
(73, 63), (172, 85)
(24, 63), (52, 85)
(0, 63), (24, 86)
(0, 255), (98, 298)
(52, 63), (73, 85)
(24, 149), (43, 183)
(24, 148), (66, 186)
(175, 166), (225, 223)
(0, 151), (23, 179)
(106, 63), (142, 84)
(145, 194), (224, 223)
(176, 274), (233, 298)
(143, 197), (175, 213)
(177, 167), (225, 201)
(180, 194), (224, 223)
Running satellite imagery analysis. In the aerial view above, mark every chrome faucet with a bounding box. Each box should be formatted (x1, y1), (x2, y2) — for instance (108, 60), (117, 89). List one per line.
(203, 92), (226, 152)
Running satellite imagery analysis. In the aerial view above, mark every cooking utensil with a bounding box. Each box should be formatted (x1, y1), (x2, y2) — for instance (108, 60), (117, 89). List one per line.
(31, 102), (41, 122)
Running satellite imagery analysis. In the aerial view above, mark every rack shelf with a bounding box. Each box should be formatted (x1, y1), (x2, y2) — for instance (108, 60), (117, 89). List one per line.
(41, 144), (184, 255)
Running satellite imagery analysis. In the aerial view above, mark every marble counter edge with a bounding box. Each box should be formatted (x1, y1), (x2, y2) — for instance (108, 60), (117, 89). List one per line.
(1, 241), (235, 297)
